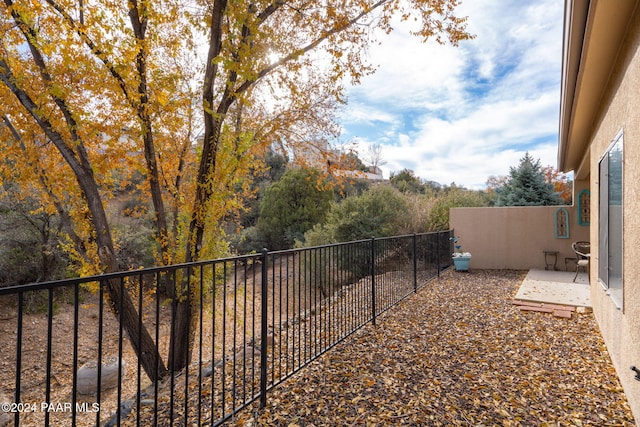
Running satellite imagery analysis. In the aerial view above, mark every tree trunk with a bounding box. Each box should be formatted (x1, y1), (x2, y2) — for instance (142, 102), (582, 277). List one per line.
(69, 149), (170, 383)
(167, 0), (229, 372)
(61, 147), (170, 383)
(167, 275), (194, 372)
(99, 247), (168, 382)
(128, 0), (171, 264)
(0, 58), (168, 382)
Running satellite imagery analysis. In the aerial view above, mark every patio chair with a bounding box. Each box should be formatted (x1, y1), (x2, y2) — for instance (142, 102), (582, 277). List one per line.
(572, 241), (590, 282)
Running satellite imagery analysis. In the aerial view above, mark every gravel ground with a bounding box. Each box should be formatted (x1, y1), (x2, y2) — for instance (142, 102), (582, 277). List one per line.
(233, 269), (635, 426)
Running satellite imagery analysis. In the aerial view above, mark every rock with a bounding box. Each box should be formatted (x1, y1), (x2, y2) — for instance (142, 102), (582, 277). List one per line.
(201, 364), (214, 378)
(576, 306), (593, 314)
(76, 356), (126, 395)
(235, 345), (260, 360)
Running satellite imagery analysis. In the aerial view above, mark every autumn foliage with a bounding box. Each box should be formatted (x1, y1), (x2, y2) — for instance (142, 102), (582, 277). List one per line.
(1, 0), (472, 373)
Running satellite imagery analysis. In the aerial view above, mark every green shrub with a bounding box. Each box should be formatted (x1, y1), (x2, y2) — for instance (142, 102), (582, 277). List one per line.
(303, 185), (409, 281)
(426, 188), (490, 231)
(257, 168), (332, 250)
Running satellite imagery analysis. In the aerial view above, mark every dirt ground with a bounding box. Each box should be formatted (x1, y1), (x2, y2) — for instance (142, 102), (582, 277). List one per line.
(0, 254), (327, 426)
(0, 289), (168, 426)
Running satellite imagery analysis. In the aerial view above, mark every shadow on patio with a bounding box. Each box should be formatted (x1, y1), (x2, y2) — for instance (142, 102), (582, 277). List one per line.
(237, 269), (634, 426)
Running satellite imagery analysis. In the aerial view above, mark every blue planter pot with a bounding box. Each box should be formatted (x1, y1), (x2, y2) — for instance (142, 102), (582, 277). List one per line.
(453, 256), (471, 271)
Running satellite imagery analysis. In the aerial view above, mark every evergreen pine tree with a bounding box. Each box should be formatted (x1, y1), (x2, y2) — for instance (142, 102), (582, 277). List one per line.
(496, 153), (562, 206)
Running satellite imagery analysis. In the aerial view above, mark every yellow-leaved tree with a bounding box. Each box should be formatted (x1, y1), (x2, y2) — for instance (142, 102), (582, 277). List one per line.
(0, 0), (472, 376)
(0, 0), (196, 381)
(172, 0), (473, 369)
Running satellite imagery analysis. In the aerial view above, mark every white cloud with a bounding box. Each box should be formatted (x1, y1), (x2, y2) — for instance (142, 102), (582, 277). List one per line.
(339, 0), (564, 188)
(340, 101), (399, 127)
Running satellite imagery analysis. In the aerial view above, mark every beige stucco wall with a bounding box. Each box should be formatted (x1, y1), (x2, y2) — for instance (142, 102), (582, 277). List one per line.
(450, 201), (589, 271)
(585, 5), (640, 420)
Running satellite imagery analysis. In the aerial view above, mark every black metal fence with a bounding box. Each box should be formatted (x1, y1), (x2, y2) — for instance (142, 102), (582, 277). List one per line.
(0, 231), (453, 426)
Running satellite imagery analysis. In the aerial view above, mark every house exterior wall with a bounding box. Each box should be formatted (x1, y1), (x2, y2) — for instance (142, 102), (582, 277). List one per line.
(450, 201), (589, 270)
(586, 5), (640, 418)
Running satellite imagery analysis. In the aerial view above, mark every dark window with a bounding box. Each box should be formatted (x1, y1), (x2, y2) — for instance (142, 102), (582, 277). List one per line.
(598, 130), (623, 307)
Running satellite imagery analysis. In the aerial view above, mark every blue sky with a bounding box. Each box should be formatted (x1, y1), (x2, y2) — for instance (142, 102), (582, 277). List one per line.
(337, 0), (564, 189)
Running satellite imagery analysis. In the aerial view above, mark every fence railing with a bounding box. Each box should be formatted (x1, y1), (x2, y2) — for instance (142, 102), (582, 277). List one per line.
(0, 231), (453, 426)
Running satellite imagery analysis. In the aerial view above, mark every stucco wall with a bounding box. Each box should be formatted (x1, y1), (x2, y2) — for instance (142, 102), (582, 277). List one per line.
(586, 4), (640, 420)
(450, 203), (589, 271)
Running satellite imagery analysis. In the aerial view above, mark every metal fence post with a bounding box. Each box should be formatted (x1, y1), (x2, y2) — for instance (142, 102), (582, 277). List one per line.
(370, 237), (376, 326)
(259, 248), (269, 409)
(413, 233), (418, 292)
(437, 231), (442, 277)
(14, 293), (23, 427)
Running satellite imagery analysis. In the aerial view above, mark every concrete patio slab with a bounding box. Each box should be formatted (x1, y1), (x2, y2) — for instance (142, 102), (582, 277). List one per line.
(514, 269), (591, 307)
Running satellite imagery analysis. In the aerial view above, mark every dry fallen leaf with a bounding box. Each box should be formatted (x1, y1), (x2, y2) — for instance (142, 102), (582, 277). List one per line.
(121, 270), (636, 426)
